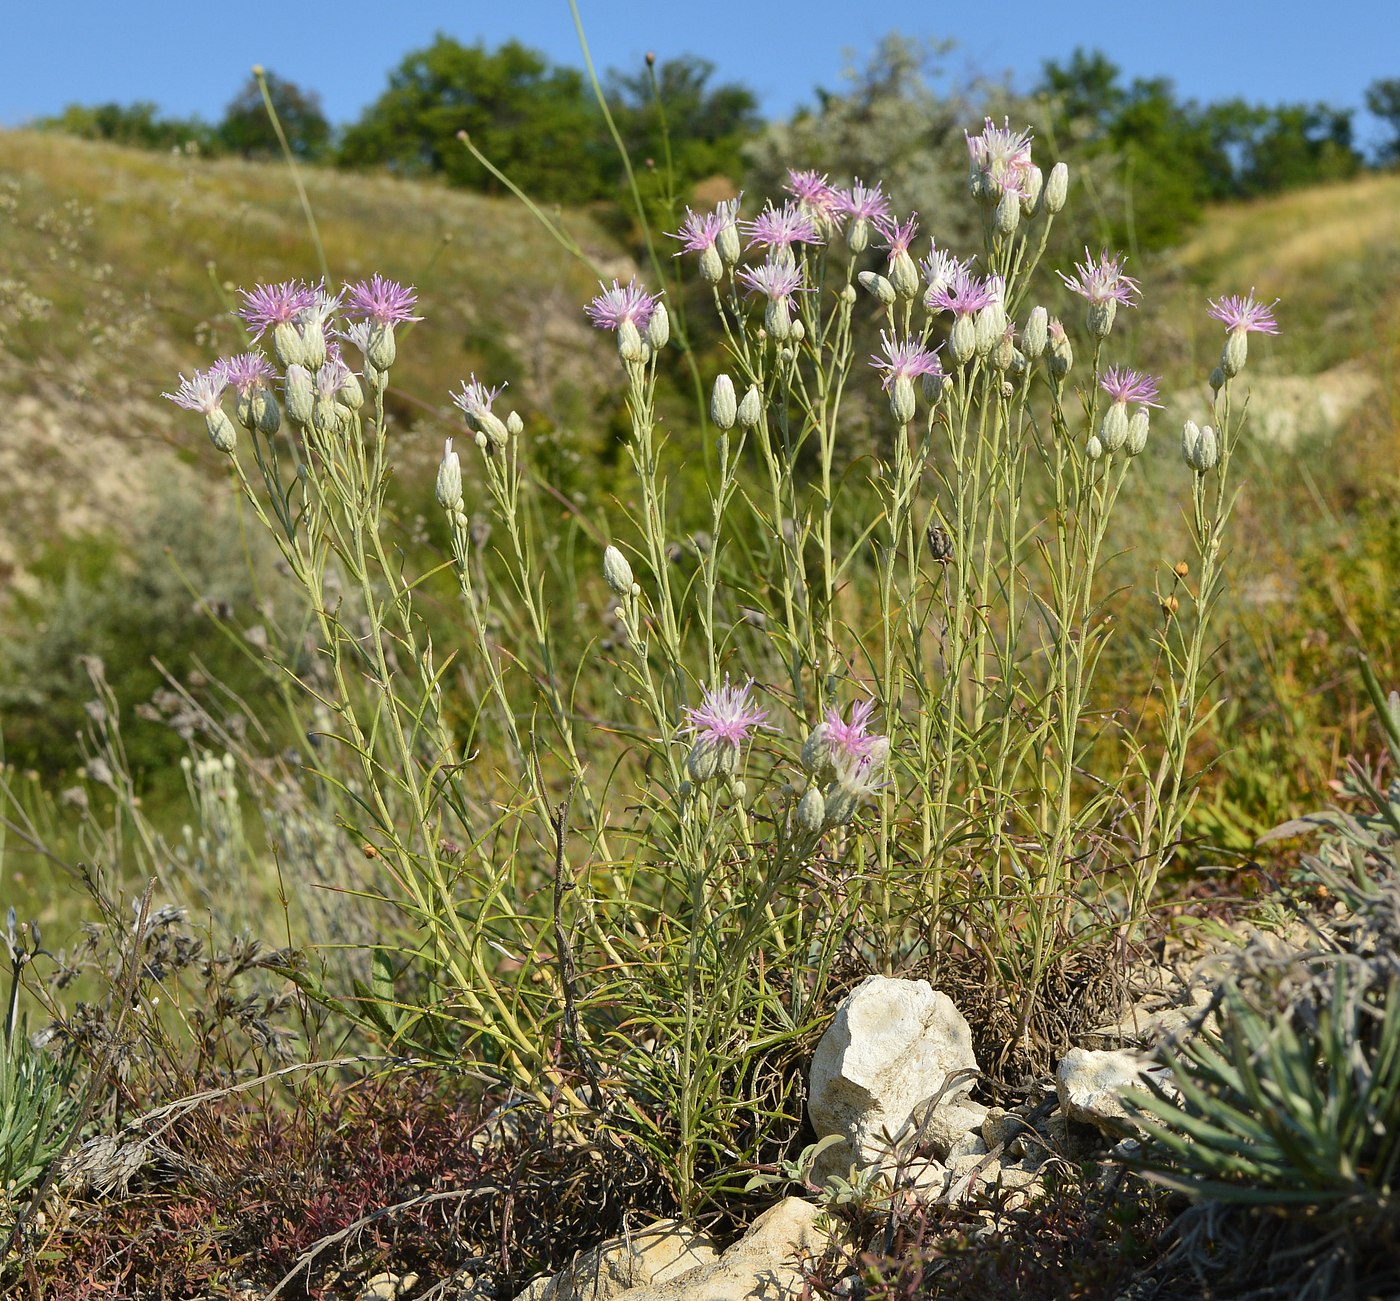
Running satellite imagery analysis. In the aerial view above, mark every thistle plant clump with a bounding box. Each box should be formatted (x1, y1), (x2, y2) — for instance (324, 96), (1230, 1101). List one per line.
(159, 117), (1275, 1213)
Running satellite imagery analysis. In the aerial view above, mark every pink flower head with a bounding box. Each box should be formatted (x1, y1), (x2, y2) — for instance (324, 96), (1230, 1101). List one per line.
(784, 168), (843, 223)
(314, 352), (353, 401)
(683, 676), (770, 748)
(1059, 248), (1141, 308)
(871, 331), (943, 391)
(876, 213), (920, 257)
(585, 278), (659, 333)
(921, 246), (971, 304)
(926, 265), (999, 320)
(823, 699), (886, 765)
(215, 352), (275, 396)
(451, 374), (505, 423)
(344, 274), (422, 325)
(966, 118), (1035, 197)
(670, 206), (726, 254)
(164, 366), (228, 415)
(836, 180), (892, 224)
(238, 280), (316, 338)
(1207, 290), (1280, 335)
(742, 200), (823, 252)
(737, 257), (807, 306)
(1099, 366), (1162, 408)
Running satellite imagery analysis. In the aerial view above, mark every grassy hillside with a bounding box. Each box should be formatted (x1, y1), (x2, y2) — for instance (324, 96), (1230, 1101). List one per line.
(0, 129), (638, 586)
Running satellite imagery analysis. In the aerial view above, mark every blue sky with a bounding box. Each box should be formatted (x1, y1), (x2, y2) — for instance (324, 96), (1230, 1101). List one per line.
(3, 0), (1397, 153)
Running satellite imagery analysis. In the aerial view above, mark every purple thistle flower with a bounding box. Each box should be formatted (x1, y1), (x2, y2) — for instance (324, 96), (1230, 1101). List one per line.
(1207, 290), (1280, 335)
(585, 279), (659, 332)
(215, 352), (275, 396)
(315, 353), (353, 401)
(742, 201), (823, 252)
(683, 676), (770, 749)
(871, 331), (943, 390)
(164, 366), (228, 414)
(926, 265), (998, 319)
(344, 274), (422, 325)
(1059, 248), (1141, 307)
(920, 246), (971, 304)
(1099, 366), (1162, 408)
(784, 168), (843, 222)
(736, 257), (807, 306)
(670, 206), (727, 254)
(451, 374), (506, 422)
(966, 118), (1035, 196)
(238, 280), (315, 338)
(822, 699), (886, 765)
(836, 180), (892, 223)
(876, 213), (920, 257)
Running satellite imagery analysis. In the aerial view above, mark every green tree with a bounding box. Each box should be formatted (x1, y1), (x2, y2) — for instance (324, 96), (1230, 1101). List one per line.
(36, 101), (215, 153)
(217, 71), (332, 161)
(1364, 77), (1400, 164)
(337, 36), (614, 204)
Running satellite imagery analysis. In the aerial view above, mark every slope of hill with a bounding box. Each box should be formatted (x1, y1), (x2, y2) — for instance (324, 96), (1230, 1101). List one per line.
(0, 129), (636, 588)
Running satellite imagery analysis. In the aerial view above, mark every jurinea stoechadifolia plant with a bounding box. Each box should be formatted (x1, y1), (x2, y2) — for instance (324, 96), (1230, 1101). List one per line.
(165, 121), (1278, 1207)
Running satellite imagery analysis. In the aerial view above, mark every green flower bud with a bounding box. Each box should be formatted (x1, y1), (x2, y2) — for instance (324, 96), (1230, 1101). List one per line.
(1209, 366), (1226, 394)
(1221, 329), (1248, 378)
(838, 284), (858, 306)
(796, 787), (825, 834)
(298, 323), (327, 371)
(698, 244), (724, 284)
(1125, 409), (1150, 456)
(506, 410), (524, 437)
(789, 318), (806, 344)
(994, 189), (1021, 235)
(948, 315), (978, 366)
(847, 217), (870, 254)
(1021, 166), (1044, 216)
(801, 723), (834, 777)
(272, 321), (307, 369)
(974, 303), (1004, 356)
(859, 271), (897, 305)
(711, 373), (737, 430)
(736, 385), (762, 429)
(617, 319), (645, 364)
(1100, 401), (1129, 453)
(1022, 306), (1049, 359)
(603, 544), (634, 596)
(478, 410), (511, 450)
(765, 298), (793, 342)
(687, 736), (721, 783)
(717, 222), (741, 268)
(992, 330), (1016, 372)
(889, 374), (917, 425)
(1086, 433), (1105, 461)
(1087, 299), (1117, 339)
(1048, 319), (1073, 378)
(436, 439), (463, 511)
(889, 251), (921, 301)
(647, 301), (670, 351)
(822, 784), (860, 828)
(284, 364), (314, 426)
(205, 408), (237, 454)
(1044, 162), (1069, 213)
(1181, 420), (1220, 473)
(367, 323), (397, 372)
(337, 370), (365, 412)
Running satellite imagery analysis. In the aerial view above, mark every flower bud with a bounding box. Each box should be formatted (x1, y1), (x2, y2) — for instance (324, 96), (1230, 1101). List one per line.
(711, 374), (737, 430)
(272, 321), (307, 370)
(801, 723), (834, 777)
(948, 315), (977, 366)
(367, 323), (397, 372)
(284, 364), (314, 426)
(717, 221), (741, 268)
(436, 439), (463, 510)
(1022, 306), (1048, 359)
(506, 410), (524, 437)
(255, 392), (282, 436)
(1100, 402), (1129, 453)
(1087, 299), (1117, 339)
(838, 284), (857, 306)
(1181, 420), (1220, 473)
(687, 736), (721, 783)
(1044, 162), (1069, 213)
(1209, 366), (1226, 394)
(1125, 409), (1150, 456)
(795, 787), (825, 834)
(647, 301), (670, 351)
(822, 784), (860, 828)
(789, 318), (806, 344)
(765, 298), (793, 342)
(337, 369), (364, 412)
(994, 189), (1021, 235)
(298, 322), (327, 372)
(603, 544), (634, 596)
(922, 370), (946, 402)
(737, 385), (762, 429)
(205, 409), (237, 454)
(1086, 433), (1104, 461)
(698, 244), (724, 284)
(889, 251), (921, 301)
(1048, 319), (1073, 378)
(889, 374), (917, 425)
(846, 217), (870, 254)
(974, 303), (1004, 356)
(477, 411), (511, 450)
(858, 271), (897, 306)
(1021, 166), (1044, 216)
(1220, 329), (1247, 378)
(617, 319), (645, 364)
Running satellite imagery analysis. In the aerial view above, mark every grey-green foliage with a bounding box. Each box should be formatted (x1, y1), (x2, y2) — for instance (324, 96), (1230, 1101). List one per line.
(743, 33), (1045, 256)
(1126, 654), (1400, 1233)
